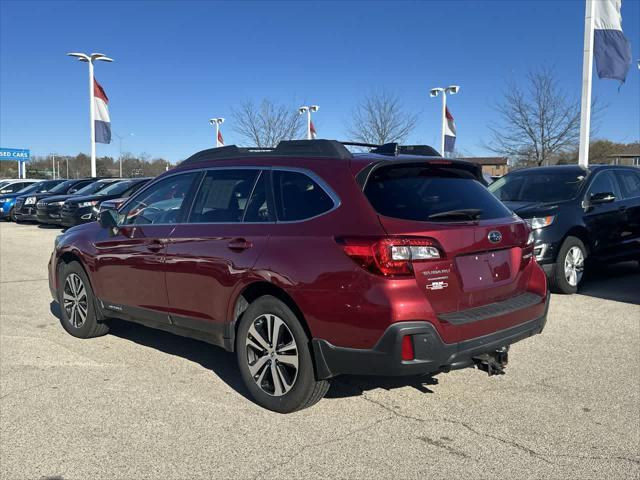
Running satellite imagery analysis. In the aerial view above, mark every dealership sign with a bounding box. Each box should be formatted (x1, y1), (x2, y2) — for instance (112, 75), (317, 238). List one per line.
(0, 148), (31, 162)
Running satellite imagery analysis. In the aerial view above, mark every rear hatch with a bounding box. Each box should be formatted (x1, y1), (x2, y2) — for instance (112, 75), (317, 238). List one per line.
(363, 161), (533, 336)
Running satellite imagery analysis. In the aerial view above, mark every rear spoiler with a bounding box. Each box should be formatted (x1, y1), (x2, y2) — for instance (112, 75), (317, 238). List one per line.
(355, 158), (485, 188)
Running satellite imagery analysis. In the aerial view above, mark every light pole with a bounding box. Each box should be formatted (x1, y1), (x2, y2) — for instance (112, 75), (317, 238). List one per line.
(67, 52), (114, 177)
(209, 118), (225, 147)
(429, 85), (460, 156)
(114, 132), (134, 177)
(298, 105), (319, 140)
(51, 155), (56, 179)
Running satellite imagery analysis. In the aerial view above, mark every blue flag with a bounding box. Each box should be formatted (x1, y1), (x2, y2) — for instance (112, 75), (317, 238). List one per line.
(593, 0), (632, 83)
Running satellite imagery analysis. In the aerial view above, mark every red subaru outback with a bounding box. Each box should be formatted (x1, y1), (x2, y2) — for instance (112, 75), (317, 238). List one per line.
(49, 140), (549, 413)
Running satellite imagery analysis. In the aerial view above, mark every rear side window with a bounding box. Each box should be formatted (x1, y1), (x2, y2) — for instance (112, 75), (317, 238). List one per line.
(365, 165), (512, 222)
(188, 169), (259, 223)
(615, 170), (640, 199)
(273, 170), (335, 221)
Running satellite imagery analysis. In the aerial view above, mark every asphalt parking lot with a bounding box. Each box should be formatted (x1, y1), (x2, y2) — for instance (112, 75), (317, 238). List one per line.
(1, 221), (638, 480)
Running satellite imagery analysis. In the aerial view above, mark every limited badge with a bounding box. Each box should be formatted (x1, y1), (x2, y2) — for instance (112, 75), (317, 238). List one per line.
(426, 280), (448, 290)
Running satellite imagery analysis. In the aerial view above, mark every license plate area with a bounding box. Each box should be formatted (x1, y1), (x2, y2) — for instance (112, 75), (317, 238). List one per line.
(455, 249), (514, 291)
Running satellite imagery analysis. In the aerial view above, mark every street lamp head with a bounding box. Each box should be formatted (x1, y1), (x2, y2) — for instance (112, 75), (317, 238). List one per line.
(446, 85), (460, 94)
(429, 88), (444, 97)
(67, 52), (90, 62)
(310, 105), (319, 112)
(209, 118), (224, 125)
(298, 106), (309, 114)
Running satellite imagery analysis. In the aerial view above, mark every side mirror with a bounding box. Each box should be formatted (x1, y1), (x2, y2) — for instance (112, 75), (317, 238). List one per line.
(589, 192), (615, 205)
(98, 209), (119, 236)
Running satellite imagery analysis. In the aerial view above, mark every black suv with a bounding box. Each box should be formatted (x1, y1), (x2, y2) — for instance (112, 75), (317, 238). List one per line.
(14, 178), (98, 222)
(36, 179), (120, 225)
(61, 177), (151, 227)
(489, 165), (640, 293)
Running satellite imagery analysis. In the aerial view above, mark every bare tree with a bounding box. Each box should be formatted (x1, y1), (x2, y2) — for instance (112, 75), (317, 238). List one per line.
(348, 91), (418, 145)
(488, 68), (601, 167)
(231, 99), (304, 148)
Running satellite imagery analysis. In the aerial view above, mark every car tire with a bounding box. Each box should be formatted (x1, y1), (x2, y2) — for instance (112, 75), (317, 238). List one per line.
(236, 295), (329, 413)
(5, 207), (14, 222)
(549, 236), (587, 294)
(57, 261), (109, 338)
(9, 208), (17, 222)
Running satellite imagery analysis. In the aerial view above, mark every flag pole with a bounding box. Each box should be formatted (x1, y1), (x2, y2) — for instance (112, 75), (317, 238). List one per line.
(440, 91), (447, 157)
(89, 60), (97, 177)
(578, 0), (595, 168)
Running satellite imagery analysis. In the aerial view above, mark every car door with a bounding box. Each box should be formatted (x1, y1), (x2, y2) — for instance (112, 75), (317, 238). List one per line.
(92, 172), (201, 324)
(613, 169), (640, 258)
(582, 170), (625, 260)
(164, 168), (271, 343)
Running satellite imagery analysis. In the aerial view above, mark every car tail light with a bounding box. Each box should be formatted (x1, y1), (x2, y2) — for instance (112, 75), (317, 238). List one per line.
(401, 335), (415, 361)
(337, 237), (441, 276)
(520, 229), (535, 269)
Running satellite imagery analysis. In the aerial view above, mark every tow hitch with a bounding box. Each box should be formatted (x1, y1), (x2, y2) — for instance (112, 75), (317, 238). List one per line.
(473, 346), (509, 376)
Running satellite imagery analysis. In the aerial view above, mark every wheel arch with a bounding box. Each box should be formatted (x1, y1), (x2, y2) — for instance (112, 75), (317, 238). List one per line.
(226, 281), (311, 352)
(561, 226), (592, 257)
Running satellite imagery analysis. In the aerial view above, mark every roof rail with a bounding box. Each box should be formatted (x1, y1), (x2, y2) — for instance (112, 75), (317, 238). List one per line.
(340, 141), (441, 157)
(181, 139), (352, 165)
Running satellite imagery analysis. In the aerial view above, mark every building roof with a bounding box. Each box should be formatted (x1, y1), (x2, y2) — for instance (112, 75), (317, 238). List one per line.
(606, 144), (640, 157)
(461, 157), (508, 166)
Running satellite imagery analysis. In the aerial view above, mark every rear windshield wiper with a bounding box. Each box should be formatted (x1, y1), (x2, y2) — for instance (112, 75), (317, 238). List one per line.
(428, 209), (483, 221)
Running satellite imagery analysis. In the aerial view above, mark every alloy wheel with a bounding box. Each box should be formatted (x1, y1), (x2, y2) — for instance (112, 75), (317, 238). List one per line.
(63, 273), (88, 328)
(564, 246), (585, 287)
(245, 314), (299, 397)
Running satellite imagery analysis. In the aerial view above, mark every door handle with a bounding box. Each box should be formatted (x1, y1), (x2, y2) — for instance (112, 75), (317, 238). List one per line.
(228, 238), (252, 251)
(147, 239), (165, 252)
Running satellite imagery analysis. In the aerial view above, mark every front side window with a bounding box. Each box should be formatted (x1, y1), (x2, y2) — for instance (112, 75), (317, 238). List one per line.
(119, 173), (198, 225)
(188, 169), (259, 223)
(615, 170), (640, 199)
(273, 170), (335, 221)
(587, 171), (620, 199)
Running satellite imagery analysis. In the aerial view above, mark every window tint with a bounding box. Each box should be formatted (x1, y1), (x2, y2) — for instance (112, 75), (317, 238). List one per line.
(587, 171), (619, 199)
(120, 173), (198, 225)
(188, 169), (258, 223)
(615, 170), (640, 199)
(273, 171), (334, 221)
(366, 165), (512, 221)
(243, 172), (271, 222)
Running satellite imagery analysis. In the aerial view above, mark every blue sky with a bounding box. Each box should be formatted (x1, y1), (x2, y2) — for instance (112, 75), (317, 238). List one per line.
(1, 0), (638, 163)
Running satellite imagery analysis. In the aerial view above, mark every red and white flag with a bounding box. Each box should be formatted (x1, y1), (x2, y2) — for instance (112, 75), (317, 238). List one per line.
(93, 79), (111, 144)
(217, 129), (224, 146)
(310, 120), (317, 139)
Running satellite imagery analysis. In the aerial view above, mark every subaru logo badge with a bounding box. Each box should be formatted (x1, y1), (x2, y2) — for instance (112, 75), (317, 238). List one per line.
(488, 231), (502, 243)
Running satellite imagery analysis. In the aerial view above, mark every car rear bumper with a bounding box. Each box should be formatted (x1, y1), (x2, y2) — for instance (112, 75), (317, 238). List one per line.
(312, 292), (550, 380)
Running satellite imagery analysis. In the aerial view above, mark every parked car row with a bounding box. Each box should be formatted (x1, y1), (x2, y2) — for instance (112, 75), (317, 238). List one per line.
(0, 177), (152, 226)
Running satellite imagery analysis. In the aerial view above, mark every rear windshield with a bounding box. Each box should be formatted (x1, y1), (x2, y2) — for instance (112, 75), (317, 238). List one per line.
(489, 171), (586, 202)
(364, 165), (512, 222)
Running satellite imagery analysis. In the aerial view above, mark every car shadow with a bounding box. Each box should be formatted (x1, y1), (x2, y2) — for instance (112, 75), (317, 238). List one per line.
(37, 223), (64, 230)
(49, 302), (251, 400)
(579, 261), (640, 306)
(49, 301), (442, 402)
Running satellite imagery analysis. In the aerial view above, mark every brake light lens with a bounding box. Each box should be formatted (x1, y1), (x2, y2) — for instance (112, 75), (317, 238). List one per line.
(401, 335), (415, 361)
(338, 237), (441, 276)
